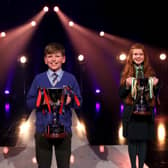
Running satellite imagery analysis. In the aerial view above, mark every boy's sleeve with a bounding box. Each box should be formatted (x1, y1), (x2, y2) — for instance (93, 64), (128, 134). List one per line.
(26, 76), (38, 112)
(69, 76), (83, 120)
(71, 76), (82, 109)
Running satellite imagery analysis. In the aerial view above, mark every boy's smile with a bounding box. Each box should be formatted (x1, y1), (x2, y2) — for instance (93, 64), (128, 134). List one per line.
(44, 52), (65, 71)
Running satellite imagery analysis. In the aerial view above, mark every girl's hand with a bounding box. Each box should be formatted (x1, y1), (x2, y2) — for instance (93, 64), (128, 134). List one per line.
(126, 77), (133, 88)
(153, 77), (159, 86)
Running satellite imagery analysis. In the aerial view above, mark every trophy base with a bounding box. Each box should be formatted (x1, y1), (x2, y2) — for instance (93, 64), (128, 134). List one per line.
(43, 132), (67, 139)
(133, 111), (152, 115)
(44, 124), (67, 139)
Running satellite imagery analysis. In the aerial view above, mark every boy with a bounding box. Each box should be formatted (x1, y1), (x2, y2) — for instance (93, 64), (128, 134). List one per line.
(26, 42), (82, 168)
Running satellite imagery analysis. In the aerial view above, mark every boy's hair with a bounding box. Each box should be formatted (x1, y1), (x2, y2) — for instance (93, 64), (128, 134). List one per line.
(44, 42), (65, 56)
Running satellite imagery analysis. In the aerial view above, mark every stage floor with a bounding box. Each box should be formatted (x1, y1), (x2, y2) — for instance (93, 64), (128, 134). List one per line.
(0, 111), (149, 168)
(1, 106), (168, 167)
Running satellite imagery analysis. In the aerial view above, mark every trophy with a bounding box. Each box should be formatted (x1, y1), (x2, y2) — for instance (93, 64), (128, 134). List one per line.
(133, 69), (152, 115)
(36, 87), (67, 138)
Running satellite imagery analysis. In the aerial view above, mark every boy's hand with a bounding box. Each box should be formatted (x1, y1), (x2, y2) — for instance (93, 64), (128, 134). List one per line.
(66, 95), (71, 105)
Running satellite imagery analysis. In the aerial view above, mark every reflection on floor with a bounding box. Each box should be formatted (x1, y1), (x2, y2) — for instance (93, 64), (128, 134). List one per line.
(0, 111), (149, 168)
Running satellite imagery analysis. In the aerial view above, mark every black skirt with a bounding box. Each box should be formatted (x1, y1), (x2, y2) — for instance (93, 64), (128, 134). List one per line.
(127, 114), (155, 140)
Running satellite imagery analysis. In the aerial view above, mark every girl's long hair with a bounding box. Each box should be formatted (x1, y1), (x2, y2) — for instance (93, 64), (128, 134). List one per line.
(120, 43), (156, 105)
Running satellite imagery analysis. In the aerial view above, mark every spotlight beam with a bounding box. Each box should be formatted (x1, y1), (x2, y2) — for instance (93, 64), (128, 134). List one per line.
(0, 9), (46, 79)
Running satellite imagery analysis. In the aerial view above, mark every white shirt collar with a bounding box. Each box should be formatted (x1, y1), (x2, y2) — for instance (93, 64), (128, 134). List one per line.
(48, 68), (63, 77)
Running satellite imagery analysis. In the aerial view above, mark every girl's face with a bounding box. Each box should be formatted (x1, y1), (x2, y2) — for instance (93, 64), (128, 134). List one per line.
(132, 48), (144, 65)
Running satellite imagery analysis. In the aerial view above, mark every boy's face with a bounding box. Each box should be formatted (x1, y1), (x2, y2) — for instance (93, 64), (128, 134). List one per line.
(44, 51), (65, 71)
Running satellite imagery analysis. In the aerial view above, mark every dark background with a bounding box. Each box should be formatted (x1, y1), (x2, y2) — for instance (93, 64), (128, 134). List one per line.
(0, 0), (168, 146)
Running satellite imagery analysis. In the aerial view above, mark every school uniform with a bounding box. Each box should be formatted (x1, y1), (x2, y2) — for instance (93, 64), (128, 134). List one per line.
(27, 69), (82, 168)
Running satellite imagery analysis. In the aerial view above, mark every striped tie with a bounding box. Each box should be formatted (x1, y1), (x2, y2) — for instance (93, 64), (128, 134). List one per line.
(52, 73), (58, 85)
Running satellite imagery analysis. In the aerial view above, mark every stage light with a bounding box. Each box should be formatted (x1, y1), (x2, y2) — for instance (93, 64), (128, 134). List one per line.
(0, 32), (6, 38)
(31, 21), (36, 27)
(69, 21), (74, 27)
(70, 154), (75, 164)
(76, 120), (86, 137)
(99, 31), (104, 37)
(77, 54), (84, 62)
(118, 123), (125, 144)
(19, 120), (30, 135)
(5, 103), (10, 112)
(99, 145), (104, 152)
(95, 102), (101, 113)
(3, 147), (9, 154)
(32, 157), (37, 164)
(53, 6), (59, 12)
(4, 89), (10, 95)
(120, 104), (124, 112)
(43, 6), (49, 12)
(159, 53), (167, 61)
(154, 106), (157, 115)
(19, 55), (27, 64)
(157, 123), (166, 142)
(95, 89), (101, 94)
(119, 53), (126, 61)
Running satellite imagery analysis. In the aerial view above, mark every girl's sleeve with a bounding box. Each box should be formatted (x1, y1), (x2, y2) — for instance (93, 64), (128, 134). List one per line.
(119, 82), (131, 100)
